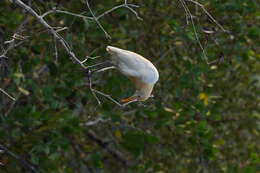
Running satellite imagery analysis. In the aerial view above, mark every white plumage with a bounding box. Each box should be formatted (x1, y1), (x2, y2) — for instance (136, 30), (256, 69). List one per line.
(106, 46), (159, 103)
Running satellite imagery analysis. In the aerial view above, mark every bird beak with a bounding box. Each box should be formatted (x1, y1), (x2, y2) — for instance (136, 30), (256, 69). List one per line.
(120, 96), (138, 104)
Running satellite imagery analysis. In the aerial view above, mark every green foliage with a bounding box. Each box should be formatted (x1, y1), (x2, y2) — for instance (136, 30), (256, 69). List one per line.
(0, 0), (259, 172)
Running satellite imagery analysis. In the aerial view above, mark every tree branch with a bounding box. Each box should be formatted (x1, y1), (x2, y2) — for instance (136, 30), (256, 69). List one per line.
(86, 130), (132, 167)
(85, 0), (111, 39)
(0, 88), (16, 101)
(96, 0), (142, 20)
(12, 0), (87, 69)
(185, 0), (229, 33)
(11, 0), (137, 106)
(179, 0), (229, 64)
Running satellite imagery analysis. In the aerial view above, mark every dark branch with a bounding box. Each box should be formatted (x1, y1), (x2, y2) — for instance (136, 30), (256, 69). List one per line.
(86, 130), (132, 167)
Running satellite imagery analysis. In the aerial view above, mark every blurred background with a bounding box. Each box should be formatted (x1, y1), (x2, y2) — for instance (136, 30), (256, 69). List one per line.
(0, 0), (259, 172)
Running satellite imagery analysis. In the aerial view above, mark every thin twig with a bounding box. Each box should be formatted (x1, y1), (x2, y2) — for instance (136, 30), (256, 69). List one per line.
(87, 64), (125, 107)
(42, 8), (93, 20)
(0, 14), (30, 59)
(42, 2), (142, 24)
(96, 4), (125, 20)
(85, 65), (129, 107)
(85, 0), (111, 39)
(96, 1), (142, 21)
(4, 94), (20, 116)
(12, 0), (87, 69)
(0, 88), (16, 101)
(124, 5), (143, 20)
(12, 0), (139, 107)
(93, 66), (116, 73)
(86, 69), (101, 105)
(92, 89), (124, 107)
(54, 26), (68, 32)
(85, 60), (111, 69)
(179, 0), (209, 63)
(85, 0), (142, 39)
(185, 0), (229, 33)
(179, 0), (230, 64)
(179, 0), (190, 24)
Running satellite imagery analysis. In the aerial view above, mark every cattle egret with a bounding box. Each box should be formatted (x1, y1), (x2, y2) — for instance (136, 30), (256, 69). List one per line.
(106, 46), (159, 104)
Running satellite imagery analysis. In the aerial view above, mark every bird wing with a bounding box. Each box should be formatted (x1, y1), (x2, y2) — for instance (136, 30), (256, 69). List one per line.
(107, 46), (159, 84)
(116, 51), (159, 84)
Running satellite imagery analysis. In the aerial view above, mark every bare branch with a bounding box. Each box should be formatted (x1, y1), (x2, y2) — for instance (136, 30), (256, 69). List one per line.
(179, 0), (230, 64)
(42, 1), (142, 25)
(92, 89), (124, 107)
(11, 0), (140, 107)
(0, 34), (27, 59)
(92, 87), (135, 106)
(86, 69), (101, 105)
(85, 60), (111, 69)
(85, 0), (111, 39)
(86, 130), (132, 166)
(42, 8), (93, 20)
(96, 4), (125, 20)
(179, 0), (210, 63)
(93, 66), (116, 73)
(4, 94), (20, 116)
(54, 26), (68, 32)
(85, 63), (130, 107)
(0, 13), (30, 60)
(0, 88), (16, 101)
(96, 1), (142, 21)
(12, 0), (87, 69)
(185, 0), (229, 33)
(84, 0), (142, 39)
(124, 5), (143, 21)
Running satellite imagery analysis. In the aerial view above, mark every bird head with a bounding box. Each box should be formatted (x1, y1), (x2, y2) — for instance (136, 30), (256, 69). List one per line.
(121, 83), (154, 103)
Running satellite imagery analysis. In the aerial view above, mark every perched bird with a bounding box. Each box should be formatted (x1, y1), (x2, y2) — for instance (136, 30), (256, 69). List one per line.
(106, 46), (159, 104)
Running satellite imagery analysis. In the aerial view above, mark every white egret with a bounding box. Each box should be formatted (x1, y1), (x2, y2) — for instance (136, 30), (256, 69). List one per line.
(106, 46), (159, 104)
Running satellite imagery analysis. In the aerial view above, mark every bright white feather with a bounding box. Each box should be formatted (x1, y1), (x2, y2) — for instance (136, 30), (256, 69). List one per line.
(106, 46), (159, 84)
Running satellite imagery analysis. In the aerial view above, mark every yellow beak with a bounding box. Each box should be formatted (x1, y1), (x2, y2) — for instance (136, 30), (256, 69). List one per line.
(120, 96), (138, 103)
